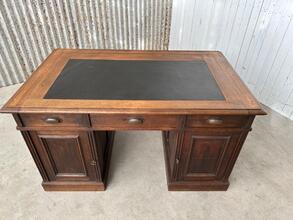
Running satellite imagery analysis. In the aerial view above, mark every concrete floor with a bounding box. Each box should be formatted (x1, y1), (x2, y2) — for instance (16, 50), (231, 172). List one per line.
(0, 84), (293, 220)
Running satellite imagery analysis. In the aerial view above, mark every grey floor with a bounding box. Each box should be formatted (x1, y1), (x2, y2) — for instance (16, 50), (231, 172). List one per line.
(0, 84), (293, 220)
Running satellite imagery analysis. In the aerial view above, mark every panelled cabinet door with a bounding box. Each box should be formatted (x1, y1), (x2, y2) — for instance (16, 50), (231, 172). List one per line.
(177, 130), (241, 181)
(29, 130), (100, 182)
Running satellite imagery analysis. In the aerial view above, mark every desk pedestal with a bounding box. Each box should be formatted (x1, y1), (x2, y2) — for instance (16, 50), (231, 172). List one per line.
(20, 129), (115, 191)
(163, 128), (250, 191)
(14, 113), (254, 191)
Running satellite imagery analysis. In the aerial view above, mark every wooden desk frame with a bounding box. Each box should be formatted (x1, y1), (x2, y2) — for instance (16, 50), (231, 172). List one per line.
(1, 50), (265, 191)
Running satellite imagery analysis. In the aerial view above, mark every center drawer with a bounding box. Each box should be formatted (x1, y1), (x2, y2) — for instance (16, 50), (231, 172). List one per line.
(90, 114), (182, 130)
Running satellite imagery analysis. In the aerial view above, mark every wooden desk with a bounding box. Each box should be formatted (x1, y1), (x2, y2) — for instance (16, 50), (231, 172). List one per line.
(0, 49), (265, 191)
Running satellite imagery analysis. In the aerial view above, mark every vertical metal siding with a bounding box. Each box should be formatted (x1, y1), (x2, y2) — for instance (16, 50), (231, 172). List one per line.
(0, 0), (173, 87)
(170, 0), (293, 120)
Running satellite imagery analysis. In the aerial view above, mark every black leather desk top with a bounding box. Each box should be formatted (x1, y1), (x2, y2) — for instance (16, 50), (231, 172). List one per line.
(44, 59), (224, 100)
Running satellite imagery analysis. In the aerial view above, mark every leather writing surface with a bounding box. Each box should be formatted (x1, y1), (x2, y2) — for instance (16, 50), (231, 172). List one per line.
(44, 59), (224, 100)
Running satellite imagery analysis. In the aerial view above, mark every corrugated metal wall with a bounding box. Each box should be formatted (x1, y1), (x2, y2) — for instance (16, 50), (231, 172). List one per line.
(0, 0), (172, 87)
(170, 0), (293, 120)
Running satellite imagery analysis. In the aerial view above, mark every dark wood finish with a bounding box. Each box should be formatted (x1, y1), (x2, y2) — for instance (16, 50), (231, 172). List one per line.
(20, 113), (90, 127)
(163, 116), (255, 191)
(162, 131), (180, 176)
(186, 115), (250, 128)
(20, 127), (115, 191)
(91, 114), (183, 130)
(0, 50), (265, 191)
(162, 131), (230, 191)
(178, 129), (243, 181)
(29, 130), (98, 182)
(42, 131), (115, 191)
(0, 49), (265, 115)
(42, 131), (114, 191)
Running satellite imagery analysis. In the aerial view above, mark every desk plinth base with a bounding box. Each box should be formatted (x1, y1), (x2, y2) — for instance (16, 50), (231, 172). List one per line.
(42, 181), (106, 191)
(167, 180), (229, 191)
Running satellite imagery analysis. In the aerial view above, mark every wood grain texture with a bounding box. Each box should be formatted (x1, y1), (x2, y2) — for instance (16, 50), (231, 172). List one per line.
(0, 49), (265, 115)
(1, 50), (265, 191)
(162, 131), (230, 191)
(91, 114), (183, 130)
(186, 115), (251, 128)
(19, 113), (90, 127)
(29, 130), (100, 182)
(41, 131), (115, 191)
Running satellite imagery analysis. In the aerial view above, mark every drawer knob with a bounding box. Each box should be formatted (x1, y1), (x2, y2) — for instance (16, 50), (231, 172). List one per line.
(127, 118), (143, 124)
(207, 118), (223, 125)
(44, 117), (61, 124)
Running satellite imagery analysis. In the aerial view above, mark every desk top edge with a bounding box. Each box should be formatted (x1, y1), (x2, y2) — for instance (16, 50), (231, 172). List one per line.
(1, 49), (265, 115)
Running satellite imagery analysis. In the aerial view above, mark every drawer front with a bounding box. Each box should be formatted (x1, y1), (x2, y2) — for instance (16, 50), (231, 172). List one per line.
(91, 114), (182, 130)
(20, 113), (90, 127)
(186, 115), (250, 128)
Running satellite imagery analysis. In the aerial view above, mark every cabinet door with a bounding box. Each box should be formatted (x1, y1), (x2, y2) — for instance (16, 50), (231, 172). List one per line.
(29, 130), (100, 182)
(177, 130), (241, 181)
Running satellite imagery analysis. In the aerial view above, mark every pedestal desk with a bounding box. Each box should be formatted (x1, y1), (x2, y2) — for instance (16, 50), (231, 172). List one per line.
(0, 49), (265, 191)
